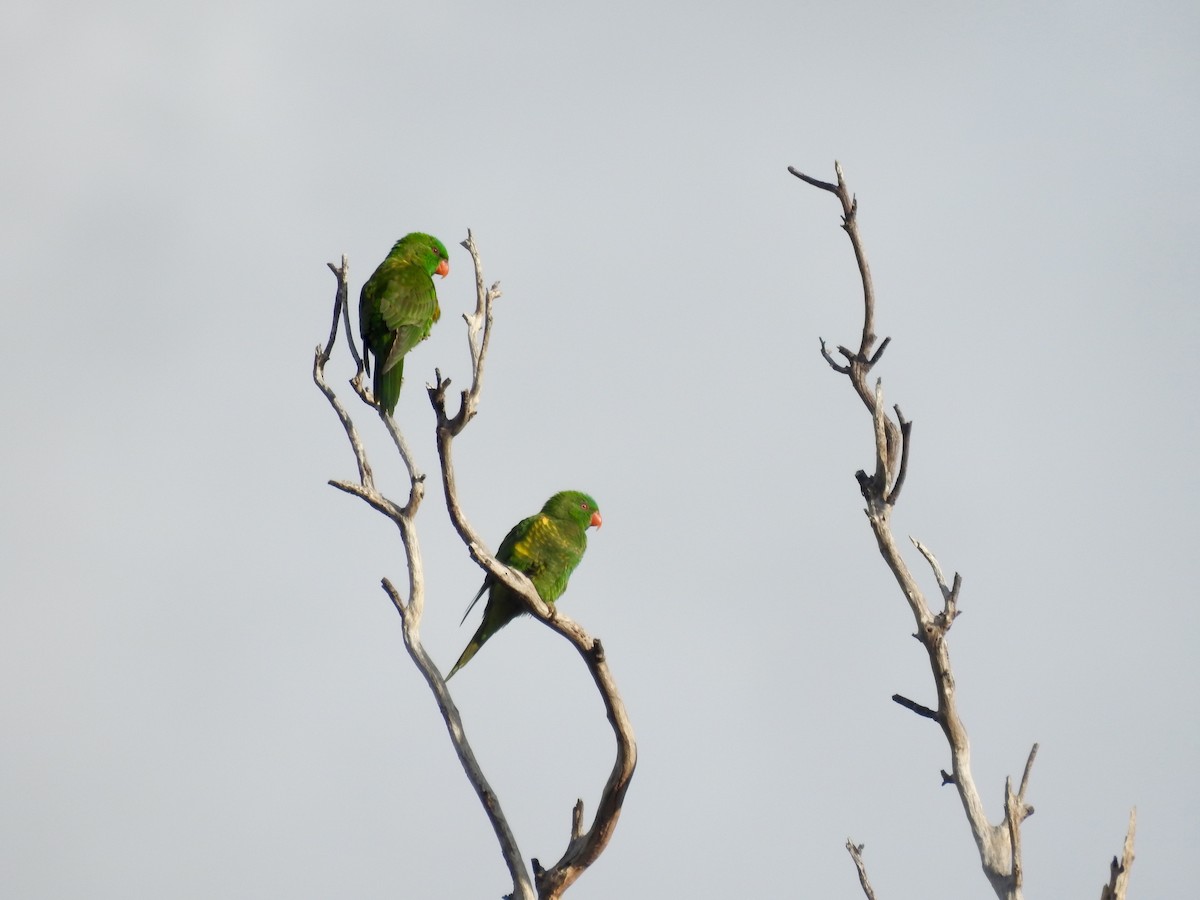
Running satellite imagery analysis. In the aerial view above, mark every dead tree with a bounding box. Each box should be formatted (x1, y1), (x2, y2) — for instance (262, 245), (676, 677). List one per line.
(312, 232), (636, 900)
(789, 163), (1136, 900)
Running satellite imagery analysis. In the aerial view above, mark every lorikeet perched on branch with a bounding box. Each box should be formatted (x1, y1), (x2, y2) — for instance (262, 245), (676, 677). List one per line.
(446, 491), (603, 680)
(358, 233), (450, 415)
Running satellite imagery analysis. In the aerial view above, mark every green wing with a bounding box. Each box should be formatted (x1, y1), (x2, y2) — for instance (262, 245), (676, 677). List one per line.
(445, 513), (588, 680)
(507, 513), (584, 604)
(359, 258), (441, 415)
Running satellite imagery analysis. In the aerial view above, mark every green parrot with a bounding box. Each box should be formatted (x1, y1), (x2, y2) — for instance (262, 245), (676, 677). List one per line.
(446, 491), (603, 680)
(358, 232), (450, 416)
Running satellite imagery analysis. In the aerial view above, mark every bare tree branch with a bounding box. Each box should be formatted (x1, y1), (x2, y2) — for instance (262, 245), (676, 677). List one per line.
(381, 578), (532, 898)
(432, 229), (500, 436)
(319, 255), (349, 364)
(793, 162), (1040, 900)
(885, 406), (912, 506)
(1100, 809), (1137, 900)
(892, 693), (938, 721)
(425, 233), (636, 899)
(819, 337), (852, 374)
(426, 251), (637, 895)
(845, 840), (879, 900)
(314, 248), (535, 900)
(790, 162), (900, 475)
(1002, 747), (1037, 893)
(911, 538), (961, 629)
(1017, 743), (1038, 805)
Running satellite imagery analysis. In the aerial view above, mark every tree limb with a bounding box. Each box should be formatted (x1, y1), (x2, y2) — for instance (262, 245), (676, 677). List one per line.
(1099, 809), (1136, 900)
(427, 233), (636, 899)
(315, 247), (534, 900)
(793, 162), (1037, 900)
(426, 236), (636, 898)
(892, 693), (938, 721)
(791, 162), (900, 476)
(845, 840), (879, 900)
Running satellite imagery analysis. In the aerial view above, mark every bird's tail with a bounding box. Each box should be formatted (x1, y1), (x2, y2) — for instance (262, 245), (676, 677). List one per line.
(373, 356), (404, 416)
(445, 638), (481, 681)
(445, 590), (523, 681)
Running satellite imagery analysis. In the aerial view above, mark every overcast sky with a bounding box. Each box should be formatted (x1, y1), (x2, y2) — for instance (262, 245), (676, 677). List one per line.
(3, 1), (1197, 897)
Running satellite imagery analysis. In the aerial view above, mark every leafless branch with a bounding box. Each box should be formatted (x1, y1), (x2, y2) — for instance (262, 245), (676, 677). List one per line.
(432, 228), (501, 436)
(1100, 809), (1137, 900)
(886, 406), (912, 505)
(790, 162), (900, 474)
(381, 579), (532, 898)
(788, 166), (839, 193)
(1017, 743), (1038, 804)
(312, 259), (373, 491)
(793, 161), (1038, 900)
(1003, 778), (1024, 891)
(819, 338), (852, 374)
(892, 693), (938, 721)
(425, 235), (636, 899)
(319, 255), (349, 364)
(911, 538), (961, 629)
(315, 248), (535, 900)
(845, 840), (879, 900)
(429, 380), (637, 900)
(1002, 746), (1038, 892)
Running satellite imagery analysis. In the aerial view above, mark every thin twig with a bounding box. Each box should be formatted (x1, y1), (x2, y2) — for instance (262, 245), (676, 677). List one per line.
(911, 537), (961, 629)
(892, 693), (939, 721)
(1017, 743), (1039, 804)
(320, 255), (349, 363)
(845, 840), (879, 900)
(885, 406), (912, 506)
(788, 166), (839, 193)
(380, 412), (424, 513)
(868, 336), (891, 367)
(1100, 809), (1136, 900)
(820, 338), (852, 374)
(437, 229), (501, 435)
(314, 259), (373, 490)
(327, 479), (403, 520)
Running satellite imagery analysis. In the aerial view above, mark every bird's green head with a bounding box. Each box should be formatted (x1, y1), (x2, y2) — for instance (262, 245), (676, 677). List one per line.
(542, 491), (602, 530)
(390, 232), (451, 278)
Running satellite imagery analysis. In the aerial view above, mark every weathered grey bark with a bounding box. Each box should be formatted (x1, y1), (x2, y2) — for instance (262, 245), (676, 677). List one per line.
(1100, 809), (1137, 900)
(791, 162), (1135, 899)
(426, 232), (637, 899)
(313, 234), (635, 900)
(845, 840), (879, 900)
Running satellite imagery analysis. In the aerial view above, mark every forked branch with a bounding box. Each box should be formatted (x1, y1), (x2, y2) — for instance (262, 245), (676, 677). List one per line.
(427, 236), (637, 899)
(314, 247), (533, 900)
(792, 162), (900, 475)
(792, 162), (1041, 900)
(845, 840), (879, 900)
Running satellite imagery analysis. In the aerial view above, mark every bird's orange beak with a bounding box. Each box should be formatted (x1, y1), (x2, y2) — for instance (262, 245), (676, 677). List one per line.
(590, 511), (603, 529)
(436, 258), (450, 278)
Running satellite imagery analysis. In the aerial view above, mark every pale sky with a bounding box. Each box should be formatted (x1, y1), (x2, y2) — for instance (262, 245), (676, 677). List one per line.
(2, 1), (1197, 897)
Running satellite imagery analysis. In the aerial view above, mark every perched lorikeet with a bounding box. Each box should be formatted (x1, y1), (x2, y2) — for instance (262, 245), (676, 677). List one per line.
(358, 232), (450, 416)
(446, 491), (603, 680)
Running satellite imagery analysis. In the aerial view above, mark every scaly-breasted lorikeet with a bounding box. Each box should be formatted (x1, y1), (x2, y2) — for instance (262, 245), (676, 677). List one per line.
(358, 232), (450, 415)
(446, 491), (602, 680)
